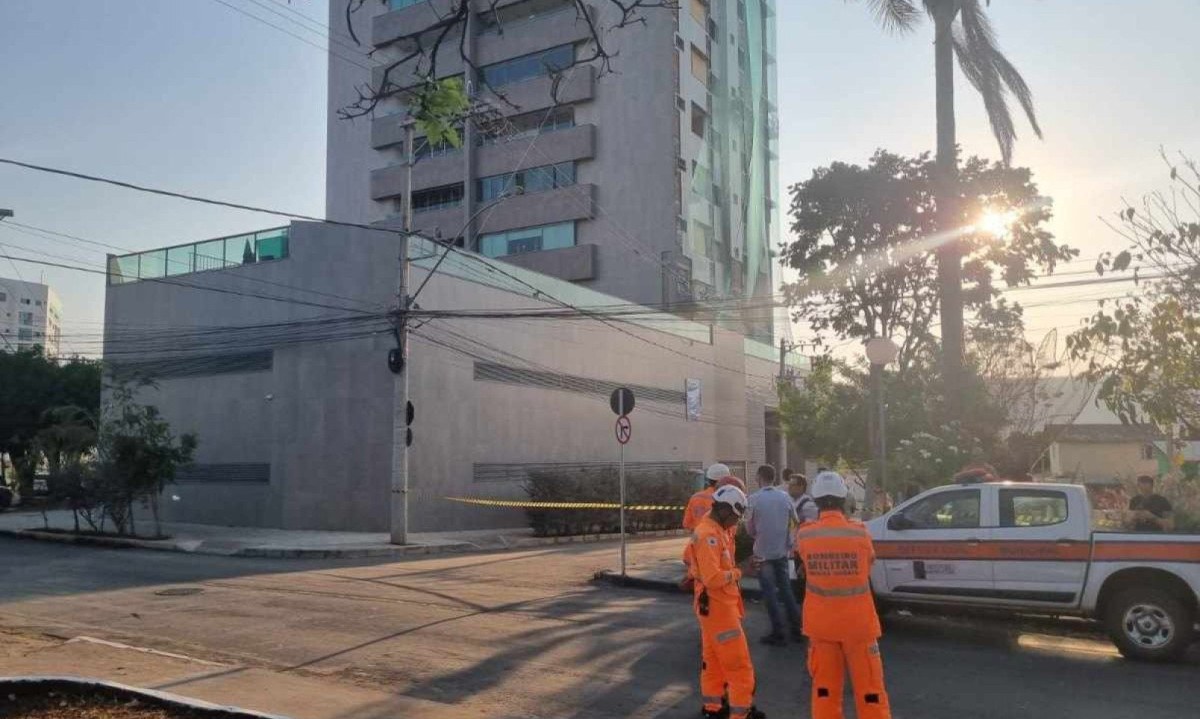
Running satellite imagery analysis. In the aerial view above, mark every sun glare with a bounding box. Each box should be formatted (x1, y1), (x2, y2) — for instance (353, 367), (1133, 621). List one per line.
(977, 209), (1018, 238)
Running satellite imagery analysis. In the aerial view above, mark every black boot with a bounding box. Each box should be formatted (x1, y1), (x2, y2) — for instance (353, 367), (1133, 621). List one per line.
(746, 706), (766, 719)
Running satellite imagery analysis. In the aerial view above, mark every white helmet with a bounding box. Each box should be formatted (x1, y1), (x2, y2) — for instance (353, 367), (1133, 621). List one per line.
(712, 485), (748, 517)
(705, 463), (732, 483)
(810, 471), (848, 499)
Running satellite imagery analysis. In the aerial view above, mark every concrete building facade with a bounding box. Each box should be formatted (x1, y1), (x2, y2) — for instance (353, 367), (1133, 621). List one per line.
(326, 0), (779, 341)
(104, 222), (801, 532)
(0, 277), (61, 356)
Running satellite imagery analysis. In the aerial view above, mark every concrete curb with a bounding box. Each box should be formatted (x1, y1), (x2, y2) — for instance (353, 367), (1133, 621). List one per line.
(0, 676), (294, 718)
(0, 526), (690, 559)
(593, 569), (763, 600)
(0, 527), (180, 552)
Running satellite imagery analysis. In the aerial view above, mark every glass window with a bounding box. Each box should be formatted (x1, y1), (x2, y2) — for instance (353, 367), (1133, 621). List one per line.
(194, 239), (227, 272)
(18, 312), (33, 325)
(412, 184), (464, 213)
(413, 131), (462, 160)
(255, 229), (289, 262)
(903, 490), (981, 529)
(389, 0), (427, 9)
(19, 298), (30, 305)
(139, 249), (166, 279)
(691, 103), (707, 137)
(225, 234), (258, 265)
(478, 221), (575, 258)
(480, 44), (574, 88)
(166, 244), (196, 276)
(18, 328), (33, 341)
(477, 0), (573, 34)
(690, 45), (709, 85)
(108, 255), (140, 284)
(690, 0), (707, 24)
(34, 300), (42, 307)
(477, 106), (575, 145)
(1000, 489), (1069, 528)
(477, 162), (576, 201)
(0, 292), (6, 302)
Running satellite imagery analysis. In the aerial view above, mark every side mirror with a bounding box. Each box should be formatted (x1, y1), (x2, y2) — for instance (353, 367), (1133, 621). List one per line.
(887, 513), (913, 531)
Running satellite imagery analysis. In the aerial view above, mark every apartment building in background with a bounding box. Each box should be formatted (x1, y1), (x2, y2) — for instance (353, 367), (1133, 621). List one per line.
(0, 277), (61, 356)
(327, 0), (780, 341)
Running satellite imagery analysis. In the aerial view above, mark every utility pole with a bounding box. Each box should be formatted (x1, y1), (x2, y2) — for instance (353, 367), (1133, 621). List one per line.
(388, 117), (512, 544)
(390, 122), (416, 545)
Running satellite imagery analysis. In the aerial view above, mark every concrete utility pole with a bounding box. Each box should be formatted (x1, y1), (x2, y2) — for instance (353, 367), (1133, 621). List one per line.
(391, 122), (416, 545)
(389, 118), (512, 544)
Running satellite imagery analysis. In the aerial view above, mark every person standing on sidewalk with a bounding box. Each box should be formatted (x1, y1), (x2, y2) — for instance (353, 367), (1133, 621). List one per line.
(690, 485), (764, 719)
(795, 471), (891, 719)
(682, 464), (733, 591)
(746, 464), (802, 646)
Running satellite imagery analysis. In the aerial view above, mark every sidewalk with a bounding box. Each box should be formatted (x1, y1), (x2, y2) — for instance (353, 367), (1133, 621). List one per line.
(594, 555), (764, 599)
(0, 630), (484, 719)
(0, 508), (685, 559)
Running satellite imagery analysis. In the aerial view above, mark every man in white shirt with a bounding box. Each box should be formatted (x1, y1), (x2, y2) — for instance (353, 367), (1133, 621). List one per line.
(747, 464), (802, 646)
(788, 473), (819, 525)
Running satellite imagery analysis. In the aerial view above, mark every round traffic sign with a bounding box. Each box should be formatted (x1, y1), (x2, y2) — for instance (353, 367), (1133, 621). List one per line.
(610, 387), (635, 416)
(615, 415), (632, 445)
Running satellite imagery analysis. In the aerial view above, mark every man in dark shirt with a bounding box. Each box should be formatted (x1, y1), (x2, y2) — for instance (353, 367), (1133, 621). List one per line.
(1128, 475), (1173, 532)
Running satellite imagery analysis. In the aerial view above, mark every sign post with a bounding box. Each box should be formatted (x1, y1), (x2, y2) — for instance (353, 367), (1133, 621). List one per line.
(610, 387), (635, 576)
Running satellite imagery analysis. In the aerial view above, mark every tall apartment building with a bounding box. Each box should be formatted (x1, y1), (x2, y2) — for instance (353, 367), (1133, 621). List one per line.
(0, 277), (61, 356)
(327, 0), (779, 340)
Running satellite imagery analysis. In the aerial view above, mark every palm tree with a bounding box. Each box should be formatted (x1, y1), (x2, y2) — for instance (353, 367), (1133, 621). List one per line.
(851, 0), (1042, 414)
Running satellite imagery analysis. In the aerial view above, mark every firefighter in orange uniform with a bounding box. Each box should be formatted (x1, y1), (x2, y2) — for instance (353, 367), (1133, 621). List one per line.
(794, 471), (891, 719)
(684, 464), (728, 530)
(682, 465), (733, 591)
(690, 485), (764, 719)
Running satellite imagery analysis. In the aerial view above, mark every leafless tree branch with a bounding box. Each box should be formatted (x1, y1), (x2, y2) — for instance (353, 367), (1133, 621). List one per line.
(337, 0), (677, 121)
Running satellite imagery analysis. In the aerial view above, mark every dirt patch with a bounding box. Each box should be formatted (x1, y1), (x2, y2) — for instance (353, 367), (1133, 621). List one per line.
(0, 684), (266, 719)
(1, 691), (197, 719)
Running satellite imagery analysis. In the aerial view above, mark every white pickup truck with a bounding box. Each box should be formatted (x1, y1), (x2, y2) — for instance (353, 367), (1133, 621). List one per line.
(866, 481), (1200, 661)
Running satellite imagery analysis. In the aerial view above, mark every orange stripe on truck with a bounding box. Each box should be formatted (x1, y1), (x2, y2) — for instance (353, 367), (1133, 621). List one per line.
(875, 540), (1200, 563)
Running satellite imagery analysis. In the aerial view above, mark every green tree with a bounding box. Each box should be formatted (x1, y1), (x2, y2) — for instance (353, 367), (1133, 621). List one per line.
(95, 384), (197, 537)
(781, 150), (1074, 373)
(1067, 154), (1200, 435)
(0, 348), (101, 493)
(848, 1), (1044, 413)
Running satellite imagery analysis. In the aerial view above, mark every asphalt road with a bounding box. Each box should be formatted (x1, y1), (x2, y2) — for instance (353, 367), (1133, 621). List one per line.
(0, 535), (1197, 719)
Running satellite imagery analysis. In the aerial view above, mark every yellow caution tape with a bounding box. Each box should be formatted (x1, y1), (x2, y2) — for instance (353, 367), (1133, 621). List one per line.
(444, 497), (687, 511)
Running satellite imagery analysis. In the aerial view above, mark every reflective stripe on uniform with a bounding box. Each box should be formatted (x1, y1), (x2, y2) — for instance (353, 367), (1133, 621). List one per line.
(796, 527), (868, 540)
(716, 628), (742, 643)
(730, 705), (752, 716)
(807, 582), (871, 597)
(702, 695), (725, 706)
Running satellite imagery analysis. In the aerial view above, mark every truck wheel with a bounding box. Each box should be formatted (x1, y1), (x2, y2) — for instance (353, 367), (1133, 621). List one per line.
(1104, 587), (1195, 662)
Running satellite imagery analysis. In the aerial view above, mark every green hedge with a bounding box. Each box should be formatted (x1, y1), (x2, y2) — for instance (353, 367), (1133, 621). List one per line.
(525, 467), (696, 537)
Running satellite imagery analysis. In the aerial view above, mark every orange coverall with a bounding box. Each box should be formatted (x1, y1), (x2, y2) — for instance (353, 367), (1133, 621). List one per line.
(795, 512), (890, 719)
(691, 515), (755, 719)
(681, 487), (716, 586)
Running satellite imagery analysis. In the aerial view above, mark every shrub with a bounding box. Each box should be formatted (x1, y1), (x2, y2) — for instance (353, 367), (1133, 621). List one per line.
(525, 467), (696, 537)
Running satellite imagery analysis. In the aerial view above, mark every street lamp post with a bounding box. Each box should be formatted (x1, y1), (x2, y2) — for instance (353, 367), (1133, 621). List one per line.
(865, 337), (899, 519)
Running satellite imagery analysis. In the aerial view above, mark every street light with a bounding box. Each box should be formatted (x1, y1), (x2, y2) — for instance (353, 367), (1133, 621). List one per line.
(865, 337), (899, 519)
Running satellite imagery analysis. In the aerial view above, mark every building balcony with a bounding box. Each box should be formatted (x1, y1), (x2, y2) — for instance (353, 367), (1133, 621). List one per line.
(476, 123), (594, 178)
(475, 5), (594, 67)
(476, 183), (596, 236)
(479, 65), (595, 114)
(370, 122), (595, 201)
(500, 243), (596, 282)
(373, 0), (461, 48)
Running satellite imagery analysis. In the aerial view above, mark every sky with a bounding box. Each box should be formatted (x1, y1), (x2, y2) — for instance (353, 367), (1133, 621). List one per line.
(2, 0), (1198, 360)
